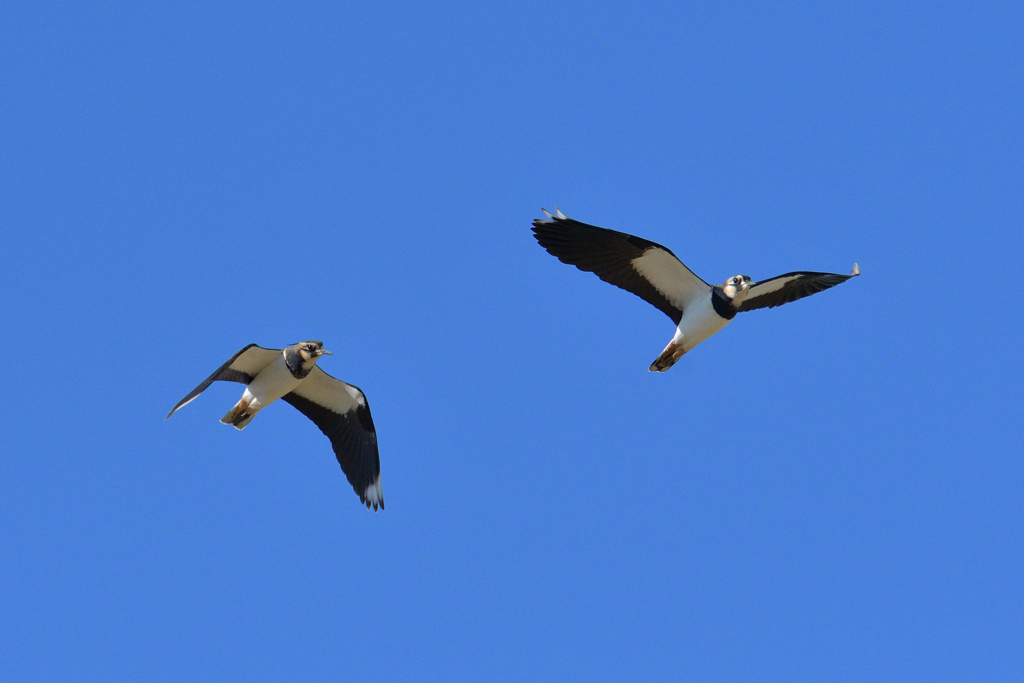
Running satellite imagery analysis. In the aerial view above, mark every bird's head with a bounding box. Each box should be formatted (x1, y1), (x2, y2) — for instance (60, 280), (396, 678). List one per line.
(295, 340), (332, 364)
(283, 341), (332, 379)
(721, 275), (752, 303)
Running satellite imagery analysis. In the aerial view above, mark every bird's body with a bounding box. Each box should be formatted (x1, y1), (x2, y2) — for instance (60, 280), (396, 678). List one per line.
(241, 353), (302, 411)
(654, 290), (734, 370)
(219, 344), (323, 429)
(166, 341), (384, 510)
(532, 209), (859, 371)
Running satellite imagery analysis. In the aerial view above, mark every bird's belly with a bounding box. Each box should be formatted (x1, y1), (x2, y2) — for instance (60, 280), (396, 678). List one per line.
(244, 358), (301, 409)
(677, 300), (732, 352)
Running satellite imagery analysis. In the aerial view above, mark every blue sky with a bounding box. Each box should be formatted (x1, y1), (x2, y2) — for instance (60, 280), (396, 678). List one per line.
(1, 2), (1021, 680)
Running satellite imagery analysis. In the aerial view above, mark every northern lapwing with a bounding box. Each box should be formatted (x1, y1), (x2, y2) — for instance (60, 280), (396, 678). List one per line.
(532, 209), (860, 372)
(166, 341), (383, 510)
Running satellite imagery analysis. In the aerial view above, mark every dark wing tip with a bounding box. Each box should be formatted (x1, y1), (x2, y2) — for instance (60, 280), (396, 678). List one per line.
(164, 394), (200, 421)
(535, 207), (567, 223)
(531, 207), (573, 232)
(531, 208), (564, 239)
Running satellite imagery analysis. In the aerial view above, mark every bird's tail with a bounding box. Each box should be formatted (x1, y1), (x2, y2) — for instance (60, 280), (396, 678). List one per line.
(221, 399), (257, 430)
(649, 339), (686, 373)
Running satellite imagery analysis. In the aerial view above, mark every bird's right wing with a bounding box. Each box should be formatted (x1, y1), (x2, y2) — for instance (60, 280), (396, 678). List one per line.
(281, 367), (383, 511)
(736, 265), (860, 312)
(165, 344), (281, 419)
(532, 209), (710, 325)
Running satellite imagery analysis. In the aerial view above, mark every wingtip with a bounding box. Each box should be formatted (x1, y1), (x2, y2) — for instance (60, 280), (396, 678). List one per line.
(851, 263), (861, 276)
(539, 207), (568, 222)
(362, 478), (384, 512)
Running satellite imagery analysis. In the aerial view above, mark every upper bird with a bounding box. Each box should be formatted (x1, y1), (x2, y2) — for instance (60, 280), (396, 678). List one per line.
(532, 209), (860, 372)
(166, 341), (383, 510)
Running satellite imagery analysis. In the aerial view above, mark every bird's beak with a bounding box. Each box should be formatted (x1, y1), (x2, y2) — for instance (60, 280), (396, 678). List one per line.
(319, 349), (333, 356)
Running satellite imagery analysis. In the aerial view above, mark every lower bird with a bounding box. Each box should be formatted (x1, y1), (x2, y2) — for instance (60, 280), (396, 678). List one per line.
(532, 209), (860, 371)
(166, 341), (383, 510)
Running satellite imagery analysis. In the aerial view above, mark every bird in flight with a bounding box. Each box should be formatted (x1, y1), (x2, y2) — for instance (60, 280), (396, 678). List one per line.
(532, 209), (860, 372)
(166, 341), (383, 510)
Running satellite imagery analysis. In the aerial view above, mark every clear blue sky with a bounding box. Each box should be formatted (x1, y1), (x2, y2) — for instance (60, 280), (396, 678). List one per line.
(2, 2), (1021, 680)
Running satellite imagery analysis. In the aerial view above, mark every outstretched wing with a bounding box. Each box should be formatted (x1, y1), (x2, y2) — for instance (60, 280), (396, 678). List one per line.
(166, 344), (281, 419)
(532, 209), (710, 325)
(737, 265), (860, 312)
(281, 367), (383, 511)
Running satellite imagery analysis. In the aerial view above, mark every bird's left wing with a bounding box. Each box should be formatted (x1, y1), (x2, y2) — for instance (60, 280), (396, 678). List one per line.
(281, 367), (383, 511)
(736, 264), (860, 312)
(532, 209), (710, 325)
(166, 344), (281, 419)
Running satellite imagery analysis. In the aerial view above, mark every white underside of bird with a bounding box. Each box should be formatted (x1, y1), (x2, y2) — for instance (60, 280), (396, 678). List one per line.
(221, 352), (300, 429)
(653, 293), (733, 370)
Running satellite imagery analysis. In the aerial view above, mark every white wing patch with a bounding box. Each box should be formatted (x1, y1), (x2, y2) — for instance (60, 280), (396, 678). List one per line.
(290, 366), (364, 415)
(631, 248), (710, 311)
(230, 346), (283, 376)
(747, 274), (804, 299)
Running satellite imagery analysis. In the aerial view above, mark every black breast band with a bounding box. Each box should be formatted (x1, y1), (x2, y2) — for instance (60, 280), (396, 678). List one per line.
(711, 288), (737, 320)
(284, 348), (312, 378)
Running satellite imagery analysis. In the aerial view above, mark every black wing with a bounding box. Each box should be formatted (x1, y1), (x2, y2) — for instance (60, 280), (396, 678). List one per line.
(166, 344), (281, 419)
(737, 265), (860, 312)
(282, 367), (383, 511)
(532, 209), (710, 325)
